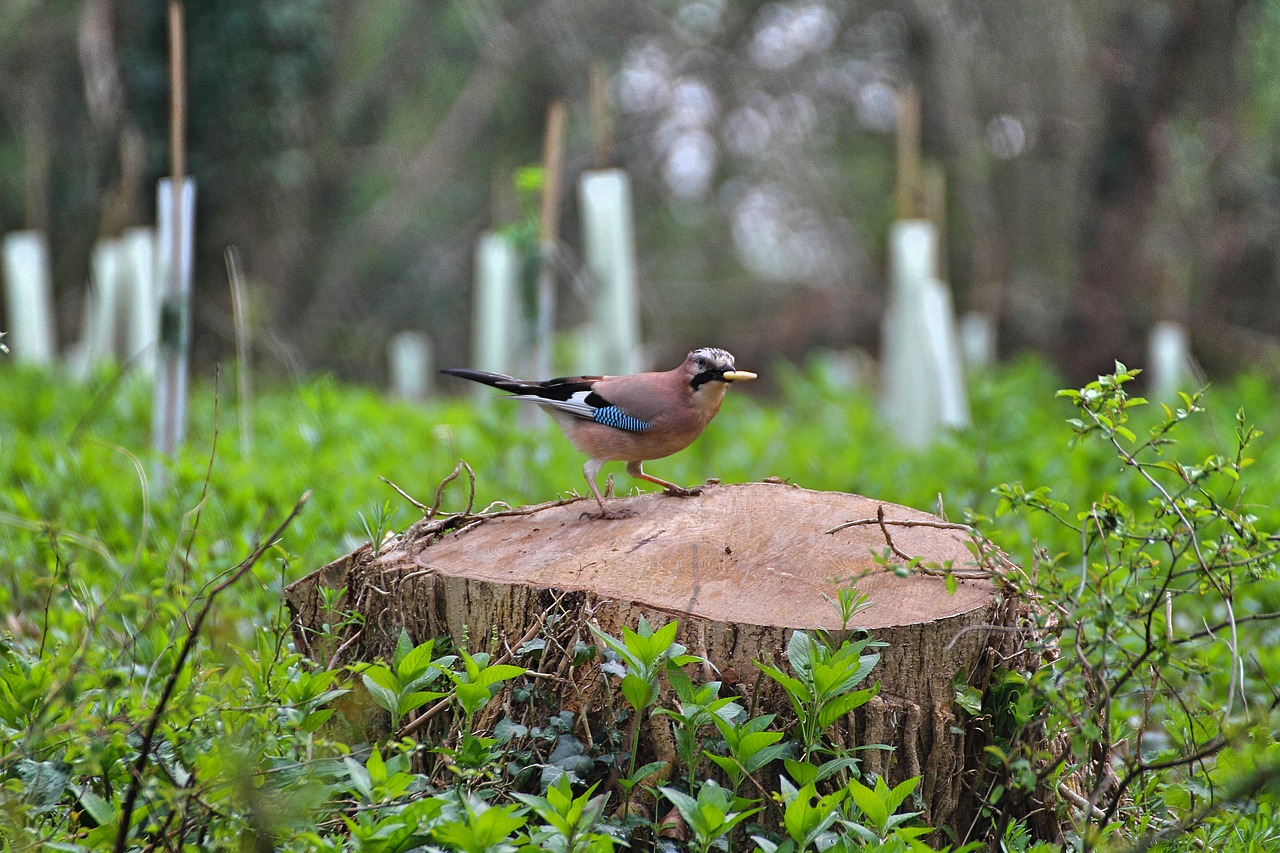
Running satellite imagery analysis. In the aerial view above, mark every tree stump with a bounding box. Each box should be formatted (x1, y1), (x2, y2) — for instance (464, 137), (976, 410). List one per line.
(285, 481), (1042, 838)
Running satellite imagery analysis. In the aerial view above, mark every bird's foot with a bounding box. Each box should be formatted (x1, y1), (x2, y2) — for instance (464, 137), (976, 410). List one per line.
(662, 485), (703, 498)
(581, 506), (637, 521)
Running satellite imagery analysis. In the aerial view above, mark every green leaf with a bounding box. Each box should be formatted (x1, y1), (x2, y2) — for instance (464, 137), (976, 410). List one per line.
(514, 166), (545, 195)
(621, 672), (657, 712)
(434, 802), (527, 852)
(361, 663), (400, 692)
(665, 666), (696, 701)
(817, 685), (878, 728)
(393, 628), (413, 669)
(494, 717), (529, 744)
(784, 758), (819, 787)
(516, 637), (546, 655)
(705, 753), (741, 780)
(361, 671), (400, 716)
(626, 760), (669, 786)
(398, 689), (445, 716)
(786, 631), (815, 672)
(70, 784), (115, 827)
(659, 786), (701, 824)
(755, 661), (811, 706)
(882, 775), (920, 813)
(475, 663), (525, 688)
(16, 759), (70, 812)
(651, 618), (679, 650)
(846, 777), (890, 831)
(953, 680), (983, 716)
(455, 681), (493, 718)
(397, 639), (437, 681)
(343, 755), (373, 802)
(737, 729), (788, 770)
(782, 783), (843, 847)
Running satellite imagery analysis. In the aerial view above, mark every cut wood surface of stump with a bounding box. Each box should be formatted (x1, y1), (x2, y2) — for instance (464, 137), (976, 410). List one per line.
(286, 481), (1041, 839)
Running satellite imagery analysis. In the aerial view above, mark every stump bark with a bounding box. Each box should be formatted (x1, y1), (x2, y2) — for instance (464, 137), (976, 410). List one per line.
(286, 481), (1043, 839)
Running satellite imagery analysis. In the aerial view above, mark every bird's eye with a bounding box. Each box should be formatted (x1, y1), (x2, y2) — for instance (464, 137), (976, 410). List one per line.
(694, 358), (707, 370)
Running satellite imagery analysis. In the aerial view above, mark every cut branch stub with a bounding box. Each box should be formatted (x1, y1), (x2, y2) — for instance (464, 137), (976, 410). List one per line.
(285, 481), (1045, 838)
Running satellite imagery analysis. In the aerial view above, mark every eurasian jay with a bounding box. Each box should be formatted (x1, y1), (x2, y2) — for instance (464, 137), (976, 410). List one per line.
(441, 347), (757, 518)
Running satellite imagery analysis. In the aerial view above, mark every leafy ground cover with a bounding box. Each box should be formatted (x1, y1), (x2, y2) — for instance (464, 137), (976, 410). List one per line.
(1, 356), (1277, 849)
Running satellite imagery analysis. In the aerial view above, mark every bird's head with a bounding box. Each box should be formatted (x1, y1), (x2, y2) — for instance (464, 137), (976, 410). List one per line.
(684, 347), (757, 391)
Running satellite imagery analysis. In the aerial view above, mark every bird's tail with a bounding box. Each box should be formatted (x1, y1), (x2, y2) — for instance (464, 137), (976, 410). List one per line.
(439, 368), (527, 393)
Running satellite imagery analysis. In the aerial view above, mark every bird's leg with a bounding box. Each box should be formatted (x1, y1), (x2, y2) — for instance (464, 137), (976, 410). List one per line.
(626, 461), (702, 498)
(581, 459), (634, 520)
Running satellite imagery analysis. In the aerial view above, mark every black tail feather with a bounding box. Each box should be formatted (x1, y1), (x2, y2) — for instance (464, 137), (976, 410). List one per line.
(439, 368), (525, 393)
(441, 367), (604, 402)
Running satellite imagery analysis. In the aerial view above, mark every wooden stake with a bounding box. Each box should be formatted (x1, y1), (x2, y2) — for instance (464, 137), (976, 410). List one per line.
(538, 100), (567, 247)
(533, 100), (567, 379)
(894, 84), (923, 219)
(589, 61), (613, 168)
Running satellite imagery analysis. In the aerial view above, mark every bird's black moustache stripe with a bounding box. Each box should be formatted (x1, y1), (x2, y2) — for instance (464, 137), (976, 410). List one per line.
(691, 369), (725, 389)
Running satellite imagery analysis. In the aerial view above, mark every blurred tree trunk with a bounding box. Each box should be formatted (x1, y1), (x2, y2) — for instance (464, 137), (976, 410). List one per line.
(78, 0), (146, 238)
(18, 74), (54, 236)
(2, 11), (87, 340)
(1074, 0), (1251, 376)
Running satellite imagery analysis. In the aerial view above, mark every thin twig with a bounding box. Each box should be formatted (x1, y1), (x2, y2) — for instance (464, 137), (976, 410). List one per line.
(825, 514), (974, 535)
(398, 695), (453, 739)
(875, 505), (914, 562)
(1058, 782), (1109, 820)
(827, 506), (992, 578)
(944, 623), (1035, 651)
(326, 627), (365, 671)
(380, 476), (430, 513)
(404, 492), (588, 550)
(429, 460), (476, 519)
(915, 565), (993, 580)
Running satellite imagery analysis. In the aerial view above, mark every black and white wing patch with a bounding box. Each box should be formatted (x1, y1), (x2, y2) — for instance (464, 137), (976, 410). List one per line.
(513, 384), (651, 432)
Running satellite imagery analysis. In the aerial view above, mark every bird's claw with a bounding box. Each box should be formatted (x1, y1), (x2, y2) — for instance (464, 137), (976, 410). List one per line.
(663, 486), (703, 498)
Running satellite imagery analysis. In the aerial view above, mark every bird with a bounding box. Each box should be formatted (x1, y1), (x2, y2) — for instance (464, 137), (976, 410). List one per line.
(441, 347), (757, 519)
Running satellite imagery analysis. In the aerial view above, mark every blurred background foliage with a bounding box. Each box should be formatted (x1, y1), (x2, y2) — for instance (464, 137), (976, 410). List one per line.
(1, 0), (1279, 382)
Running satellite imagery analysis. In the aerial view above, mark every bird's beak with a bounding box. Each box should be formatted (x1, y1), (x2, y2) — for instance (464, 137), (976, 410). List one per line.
(722, 370), (757, 382)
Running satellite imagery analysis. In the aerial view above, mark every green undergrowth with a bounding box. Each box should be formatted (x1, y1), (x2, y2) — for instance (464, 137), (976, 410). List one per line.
(1, 355), (1278, 849)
